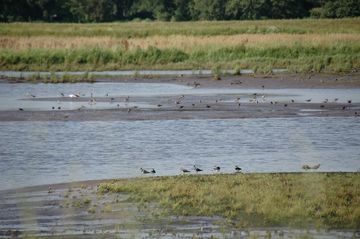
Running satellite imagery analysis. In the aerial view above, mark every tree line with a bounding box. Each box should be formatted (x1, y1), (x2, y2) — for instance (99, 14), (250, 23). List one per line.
(1, 0), (359, 22)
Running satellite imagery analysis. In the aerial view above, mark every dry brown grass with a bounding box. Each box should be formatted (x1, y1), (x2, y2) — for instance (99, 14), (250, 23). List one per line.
(1, 33), (360, 52)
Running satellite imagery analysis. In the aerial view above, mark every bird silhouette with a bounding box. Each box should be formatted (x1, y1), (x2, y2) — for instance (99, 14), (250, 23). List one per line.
(213, 166), (220, 172)
(193, 165), (203, 172)
(181, 168), (191, 173)
(140, 168), (150, 174)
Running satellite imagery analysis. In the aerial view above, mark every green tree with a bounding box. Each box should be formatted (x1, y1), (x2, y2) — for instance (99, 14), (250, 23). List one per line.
(189, 0), (227, 20)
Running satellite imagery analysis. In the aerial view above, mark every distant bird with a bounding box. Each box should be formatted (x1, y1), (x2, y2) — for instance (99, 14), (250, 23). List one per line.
(342, 106), (346, 110)
(213, 166), (220, 172)
(60, 92), (65, 97)
(52, 106), (55, 110)
(150, 168), (156, 174)
(48, 185), (53, 194)
(127, 108), (131, 113)
(157, 104), (162, 107)
(193, 165), (203, 172)
(192, 103), (195, 107)
(140, 168), (150, 174)
(348, 100), (352, 104)
(323, 99), (328, 103)
(58, 106), (61, 110)
(181, 168), (191, 174)
(320, 105), (325, 108)
(284, 104), (288, 107)
(302, 164), (320, 170)
(306, 99), (312, 102)
(235, 166), (242, 173)
(69, 94), (79, 98)
(206, 105), (211, 108)
(334, 98), (339, 102)
(291, 99), (295, 103)
(18, 108), (24, 111)
(179, 105), (184, 109)
(27, 92), (36, 98)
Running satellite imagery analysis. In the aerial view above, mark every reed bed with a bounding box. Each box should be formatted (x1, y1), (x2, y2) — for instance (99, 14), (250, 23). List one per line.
(1, 44), (359, 73)
(0, 19), (359, 73)
(1, 33), (360, 51)
(98, 173), (360, 228)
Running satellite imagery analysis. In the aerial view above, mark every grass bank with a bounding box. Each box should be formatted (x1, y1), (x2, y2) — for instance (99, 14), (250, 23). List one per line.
(1, 18), (360, 38)
(1, 44), (359, 73)
(1, 19), (359, 73)
(98, 173), (360, 229)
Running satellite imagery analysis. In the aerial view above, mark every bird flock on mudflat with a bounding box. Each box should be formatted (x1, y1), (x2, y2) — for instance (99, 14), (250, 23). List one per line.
(19, 88), (357, 117)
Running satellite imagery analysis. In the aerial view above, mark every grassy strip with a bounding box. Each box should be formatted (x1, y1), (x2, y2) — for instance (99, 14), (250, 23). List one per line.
(1, 18), (360, 37)
(98, 173), (360, 229)
(1, 45), (359, 73)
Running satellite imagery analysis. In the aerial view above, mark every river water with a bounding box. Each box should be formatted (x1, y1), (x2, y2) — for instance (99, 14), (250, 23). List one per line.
(0, 117), (359, 190)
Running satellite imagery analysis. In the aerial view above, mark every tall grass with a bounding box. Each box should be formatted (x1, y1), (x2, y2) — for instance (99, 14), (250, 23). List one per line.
(0, 19), (359, 73)
(2, 34), (360, 51)
(98, 173), (360, 229)
(1, 44), (359, 73)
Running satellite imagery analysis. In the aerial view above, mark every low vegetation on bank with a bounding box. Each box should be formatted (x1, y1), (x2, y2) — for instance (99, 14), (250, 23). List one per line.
(0, 19), (359, 73)
(98, 173), (360, 229)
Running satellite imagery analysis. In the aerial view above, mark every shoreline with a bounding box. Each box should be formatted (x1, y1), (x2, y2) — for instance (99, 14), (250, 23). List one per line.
(1, 171), (359, 194)
(2, 72), (360, 89)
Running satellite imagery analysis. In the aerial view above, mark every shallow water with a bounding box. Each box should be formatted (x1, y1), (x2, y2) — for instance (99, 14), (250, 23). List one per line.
(1, 82), (360, 111)
(0, 117), (359, 190)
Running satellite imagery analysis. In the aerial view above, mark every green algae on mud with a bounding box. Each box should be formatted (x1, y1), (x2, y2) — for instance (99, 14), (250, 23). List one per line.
(98, 173), (360, 229)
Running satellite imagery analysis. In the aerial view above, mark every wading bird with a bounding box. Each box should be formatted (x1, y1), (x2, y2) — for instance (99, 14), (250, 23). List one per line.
(235, 166), (242, 173)
(302, 164), (320, 170)
(140, 168), (150, 174)
(193, 165), (203, 172)
(181, 168), (191, 174)
(213, 166), (220, 172)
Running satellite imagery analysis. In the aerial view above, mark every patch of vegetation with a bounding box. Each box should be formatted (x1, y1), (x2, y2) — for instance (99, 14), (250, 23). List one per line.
(98, 173), (360, 229)
(72, 197), (92, 208)
(1, 43), (359, 73)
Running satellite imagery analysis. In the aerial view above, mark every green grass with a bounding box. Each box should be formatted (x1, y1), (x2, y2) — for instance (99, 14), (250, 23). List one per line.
(1, 18), (359, 73)
(98, 173), (360, 229)
(1, 44), (359, 73)
(1, 18), (360, 37)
